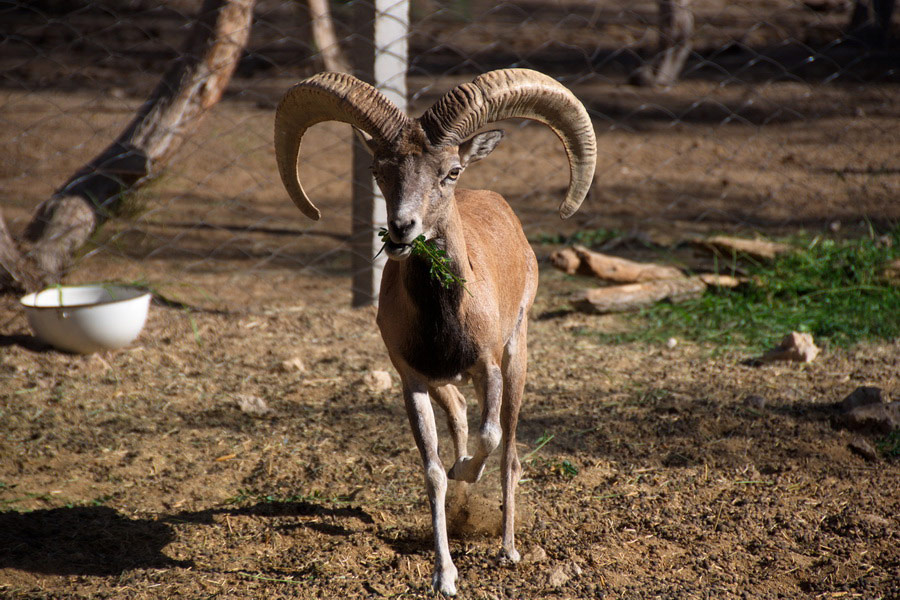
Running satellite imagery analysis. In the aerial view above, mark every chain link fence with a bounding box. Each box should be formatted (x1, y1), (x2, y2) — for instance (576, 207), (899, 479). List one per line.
(2, 0), (898, 309)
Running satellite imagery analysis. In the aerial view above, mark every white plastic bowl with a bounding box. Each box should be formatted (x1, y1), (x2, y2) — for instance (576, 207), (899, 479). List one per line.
(20, 284), (152, 354)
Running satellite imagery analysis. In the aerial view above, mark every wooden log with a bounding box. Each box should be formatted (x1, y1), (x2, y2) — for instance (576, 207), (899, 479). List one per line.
(883, 258), (900, 285)
(698, 273), (744, 288)
(575, 245), (685, 282)
(695, 236), (791, 261)
(550, 245), (684, 282)
(570, 277), (707, 314)
(549, 247), (582, 275)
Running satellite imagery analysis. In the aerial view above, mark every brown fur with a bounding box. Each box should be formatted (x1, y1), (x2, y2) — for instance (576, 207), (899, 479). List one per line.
(274, 69), (595, 597)
(375, 135), (538, 594)
(378, 190), (536, 380)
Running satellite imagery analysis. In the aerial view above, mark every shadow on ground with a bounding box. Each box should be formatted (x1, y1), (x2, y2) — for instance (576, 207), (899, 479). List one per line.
(0, 500), (374, 577)
(0, 506), (189, 576)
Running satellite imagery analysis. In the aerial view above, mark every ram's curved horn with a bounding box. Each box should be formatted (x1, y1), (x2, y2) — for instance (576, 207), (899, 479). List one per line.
(419, 68), (596, 219)
(274, 72), (409, 220)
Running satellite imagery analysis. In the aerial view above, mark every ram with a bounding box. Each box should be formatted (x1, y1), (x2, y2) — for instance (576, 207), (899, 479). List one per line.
(274, 68), (596, 595)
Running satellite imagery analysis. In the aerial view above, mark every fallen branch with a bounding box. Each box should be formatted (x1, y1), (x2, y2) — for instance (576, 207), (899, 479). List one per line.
(883, 258), (900, 284)
(570, 277), (707, 314)
(697, 273), (744, 288)
(551, 245), (684, 282)
(694, 236), (792, 262)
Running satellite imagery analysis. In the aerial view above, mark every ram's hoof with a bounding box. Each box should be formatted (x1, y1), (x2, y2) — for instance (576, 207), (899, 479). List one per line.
(447, 456), (484, 483)
(432, 564), (458, 596)
(500, 546), (521, 564)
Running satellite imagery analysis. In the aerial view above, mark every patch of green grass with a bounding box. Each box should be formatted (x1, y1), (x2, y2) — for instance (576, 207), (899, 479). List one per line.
(113, 174), (172, 220)
(595, 228), (900, 352)
(876, 430), (900, 458)
(556, 459), (579, 478)
(64, 495), (114, 509)
(518, 433), (579, 480)
(521, 432), (555, 465)
(531, 227), (623, 247)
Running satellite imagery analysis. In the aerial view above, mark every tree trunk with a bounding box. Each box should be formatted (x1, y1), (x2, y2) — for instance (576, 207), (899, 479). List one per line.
(307, 0), (351, 73)
(631, 0), (694, 87)
(846, 0), (896, 47)
(0, 0), (256, 295)
(0, 209), (40, 292)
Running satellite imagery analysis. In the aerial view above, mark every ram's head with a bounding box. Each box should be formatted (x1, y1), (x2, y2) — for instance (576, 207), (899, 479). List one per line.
(274, 69), (596, 259)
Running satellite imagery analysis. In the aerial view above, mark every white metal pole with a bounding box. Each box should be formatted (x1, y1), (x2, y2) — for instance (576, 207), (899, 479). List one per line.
(350, 0), (408, 308)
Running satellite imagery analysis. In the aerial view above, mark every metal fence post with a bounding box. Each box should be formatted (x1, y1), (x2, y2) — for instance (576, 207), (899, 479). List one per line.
(351, 0), (408, 307)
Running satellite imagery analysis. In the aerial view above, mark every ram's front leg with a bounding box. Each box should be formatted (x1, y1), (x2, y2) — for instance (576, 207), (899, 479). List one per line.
(403, 380), (458, 595)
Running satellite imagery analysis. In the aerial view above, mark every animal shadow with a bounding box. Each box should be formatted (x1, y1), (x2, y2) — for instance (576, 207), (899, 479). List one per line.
(0, 505), (191, 576)
(0, 499), (374, 578)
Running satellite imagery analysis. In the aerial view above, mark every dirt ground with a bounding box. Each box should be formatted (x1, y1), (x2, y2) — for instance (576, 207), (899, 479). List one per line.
(2, 0), (899, 598)
(1, 284), (899, 599)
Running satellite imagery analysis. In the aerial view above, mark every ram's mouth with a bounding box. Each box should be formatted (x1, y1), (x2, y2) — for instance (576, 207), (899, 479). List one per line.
(383, 238), (413, 260)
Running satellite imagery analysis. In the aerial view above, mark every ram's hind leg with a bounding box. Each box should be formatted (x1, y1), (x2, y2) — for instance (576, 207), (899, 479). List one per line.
(499, 318), (527, 563)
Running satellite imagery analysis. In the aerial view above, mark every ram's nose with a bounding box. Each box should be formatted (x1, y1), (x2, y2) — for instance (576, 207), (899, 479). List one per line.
(388, 217), (420, 245)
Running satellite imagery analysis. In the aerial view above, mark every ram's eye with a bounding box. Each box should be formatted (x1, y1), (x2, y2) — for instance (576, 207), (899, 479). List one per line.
(445, 167), (461, 181)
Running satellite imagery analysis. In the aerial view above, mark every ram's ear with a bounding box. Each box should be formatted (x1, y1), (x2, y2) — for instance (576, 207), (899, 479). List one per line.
(458, 129), (504, 167)
(353, 127), (380, 155)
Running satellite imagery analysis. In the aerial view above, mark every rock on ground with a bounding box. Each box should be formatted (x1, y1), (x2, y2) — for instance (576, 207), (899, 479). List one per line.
(834, 386), (898, 435)
(759, 331), (820, 363)
(234, 394), (271, 417)
(361, 370), (393, 393)
(838, 402), (900, 435)
(839, 386), (884, 411)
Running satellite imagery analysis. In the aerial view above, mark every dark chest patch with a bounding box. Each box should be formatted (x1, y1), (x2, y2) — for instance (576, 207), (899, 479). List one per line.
(401, 255), (478, 380)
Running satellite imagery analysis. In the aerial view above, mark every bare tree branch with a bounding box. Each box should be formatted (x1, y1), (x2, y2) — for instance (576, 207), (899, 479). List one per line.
(847, 0), (896, 47)
(307, 0), (351, 73)
(631, 0), (694, 87)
